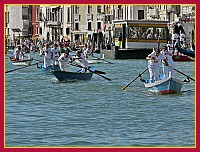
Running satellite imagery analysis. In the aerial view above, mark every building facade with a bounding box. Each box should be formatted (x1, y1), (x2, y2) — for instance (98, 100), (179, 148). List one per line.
(5, 4), (195, 47)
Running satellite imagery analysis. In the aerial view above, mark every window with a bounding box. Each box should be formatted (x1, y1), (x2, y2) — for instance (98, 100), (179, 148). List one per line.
(60, 8), (63, 23)
(97, 22), (101, 30)
(40, 27), (42, 35)
(67, 8), (70, 23)
(128, 26), (168, 40)
(114, 28), (122, 38)
(66, 28), (70, 35)
(88, 5), (92, 14)
(75, 22), (79, 31)
(138, 10), (144, 20)
(88, 22), (92, 30)
(128, 26), (139, 39)
(97, 6), (101, 13)
(75, 5), (79, 14)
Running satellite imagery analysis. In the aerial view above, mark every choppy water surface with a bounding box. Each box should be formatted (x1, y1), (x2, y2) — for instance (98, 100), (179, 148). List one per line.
(5, 52), (195, 147)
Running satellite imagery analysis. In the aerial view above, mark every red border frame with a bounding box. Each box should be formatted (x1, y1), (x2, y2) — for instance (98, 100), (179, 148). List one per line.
(2, 1), (199, 152)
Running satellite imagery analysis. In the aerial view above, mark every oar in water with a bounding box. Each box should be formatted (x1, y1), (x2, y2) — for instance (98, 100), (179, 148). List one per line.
(159, 60), (195, 82)
(5, 63), (39, 73)
(70, 63), (106, 74)
(122, 67), (148, 90)
(170, 66), (195, 81)
(92, 55), (113, 64)
(70, 63), (111, 81)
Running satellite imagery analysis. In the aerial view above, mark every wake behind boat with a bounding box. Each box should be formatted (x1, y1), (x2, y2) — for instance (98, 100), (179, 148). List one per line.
(52, 71), (93, 82)
(144, 74), (184, 95)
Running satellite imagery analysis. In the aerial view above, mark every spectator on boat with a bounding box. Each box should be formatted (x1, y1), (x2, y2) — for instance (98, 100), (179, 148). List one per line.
(173, 22), (179, 34)
(13, 46), (20, 61)
(43, 43), (53, 68)
(174, 38), (180, 55)
(17, 46), (24, 61)
(171, 31), (179, 50)
(59, 43), (65, 53)
(161, 46), (174, 78)
(179, 30), (185, 45)
(83, 45), (93, 59)
(73, 51), (89, 73)
(51, 43), (60, 66)
(118, 32), (122, 48)
(58, 52), (73, 71)
(146, 48), (165, 83)
(63, 43), (70, 54)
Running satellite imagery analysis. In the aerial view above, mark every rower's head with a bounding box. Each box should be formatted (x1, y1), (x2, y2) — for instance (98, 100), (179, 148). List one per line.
(155, 49), (161, 56)
(64, 52), (69, 57)
(76, 51), (81, 57)
(54, 43), (58, 48)
(45, 43), (49, 48)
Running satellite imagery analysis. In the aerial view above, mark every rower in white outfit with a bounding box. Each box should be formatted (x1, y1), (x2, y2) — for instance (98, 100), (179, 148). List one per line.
(74, 51), (89, 73)
(58, 52), (73, 71)
(163, 45), (174, 78)
(43, 43), (53, 68)
(146, 48), (165, 83)
(51, 44), (60, 65)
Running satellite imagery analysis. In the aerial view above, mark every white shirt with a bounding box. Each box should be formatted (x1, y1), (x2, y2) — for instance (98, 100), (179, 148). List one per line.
(179, 33), (185, 42)
(51, 48), (60, 60)
(44, 48), (52, 59)
(74, 55), (89, 68)
(172, 33), (179, 41)
(147, 51), (164, 68)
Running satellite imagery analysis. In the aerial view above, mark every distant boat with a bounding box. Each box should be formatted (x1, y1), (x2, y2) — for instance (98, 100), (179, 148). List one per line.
(10, 57), (33, 66)
(144, 75), (184, 95)
(172, 54), (194, 62)
(52, 71), (93, 82)
(178, 48), (195, 58)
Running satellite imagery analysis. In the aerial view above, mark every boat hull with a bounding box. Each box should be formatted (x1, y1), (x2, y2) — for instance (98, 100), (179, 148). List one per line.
(52, 71), (93, 81)
(144, 77), (184, 95)
(39, 64), (60, 74)
(172, 55), (194, 62)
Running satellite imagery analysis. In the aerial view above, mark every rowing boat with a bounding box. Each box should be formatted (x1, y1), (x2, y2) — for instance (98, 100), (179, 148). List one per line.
(10, 58), (33, 66)
(52, 71), (93, 82)
(144, 74), (184, 95)
(172, 54), (194, 62)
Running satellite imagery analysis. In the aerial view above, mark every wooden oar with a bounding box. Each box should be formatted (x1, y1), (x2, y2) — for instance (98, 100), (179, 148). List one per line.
(5, 63), (38, 73)
(159, 60), (195, 82)
(170, 66), (195, 81)
(70, 63), (111, 81)
(92, 55), (113, 64)
(70, 63), (106, 74)
(122, 67), (148, 90)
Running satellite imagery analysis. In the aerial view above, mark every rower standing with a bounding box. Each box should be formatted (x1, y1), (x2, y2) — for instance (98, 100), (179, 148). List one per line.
(161, 46), (174, 78)
(43, 43), (53, 68)
(51, 44), (60, 66)
(74, 51), (89, 73)
(58, 52), (73, 71)
(146, 48), (165, 83)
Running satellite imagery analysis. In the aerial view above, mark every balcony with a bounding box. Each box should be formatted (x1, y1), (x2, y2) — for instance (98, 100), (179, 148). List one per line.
(23, 20), (29, 29)
(87, 14), (93, 21)
(74, 14), (80, 22)
(47, 21), (61, 27)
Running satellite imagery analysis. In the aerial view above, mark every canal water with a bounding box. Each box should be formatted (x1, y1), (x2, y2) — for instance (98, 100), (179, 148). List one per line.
(5, 51), (195, 147)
